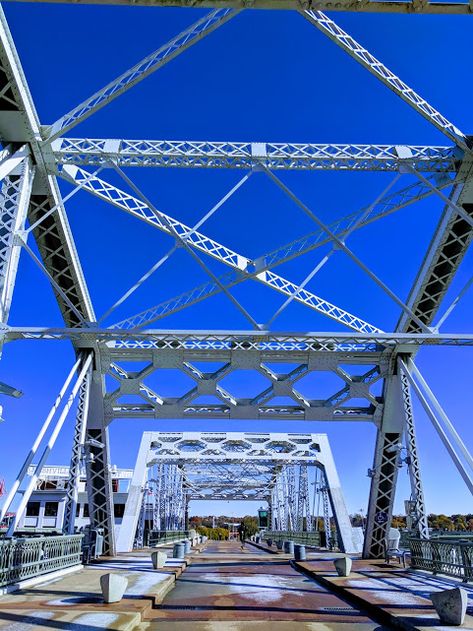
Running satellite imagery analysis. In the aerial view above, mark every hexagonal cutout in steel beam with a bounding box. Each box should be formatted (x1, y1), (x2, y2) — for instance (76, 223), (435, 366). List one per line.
(219, 369), (271, 400)
(177, 440), (206, 452)
(142, 369), (195, 398)
(294, 370), (346, 401)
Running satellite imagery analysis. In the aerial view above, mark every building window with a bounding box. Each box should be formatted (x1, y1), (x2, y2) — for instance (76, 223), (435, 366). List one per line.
(114, 504), (125, 518)
(44, 502), (58, 517)
(83, 504), (89, 517)
(76, 504), (81, 517)
(37, 480), (58, 490)
(26, 502), (40, 516)
(112, 479), (119, 492)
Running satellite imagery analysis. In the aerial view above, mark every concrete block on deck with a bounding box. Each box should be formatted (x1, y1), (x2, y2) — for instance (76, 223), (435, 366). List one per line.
(431, 587), (467, 626)
(100, 573), (128, 604)
(333, 556), (352, 577)
(151, 551), (167, 569)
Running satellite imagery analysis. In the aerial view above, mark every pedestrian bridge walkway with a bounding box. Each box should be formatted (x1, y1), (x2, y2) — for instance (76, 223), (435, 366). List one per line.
(0, 540), (471, 630)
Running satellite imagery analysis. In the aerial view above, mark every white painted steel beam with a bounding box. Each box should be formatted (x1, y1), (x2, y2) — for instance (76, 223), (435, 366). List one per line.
(52, 138), (458, 173)
(45, 9), (239, 141)
(111, 173), (455, 330)
(61, 165), (380, 334)
(300, 10), (469, 150)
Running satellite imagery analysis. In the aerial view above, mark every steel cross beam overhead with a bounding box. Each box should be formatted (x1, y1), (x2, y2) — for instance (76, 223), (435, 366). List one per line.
(60, 165), (382, 334)
(51, 139), (459, 173)
(3, 0), (473, 14)
(117, 431), (361, 554)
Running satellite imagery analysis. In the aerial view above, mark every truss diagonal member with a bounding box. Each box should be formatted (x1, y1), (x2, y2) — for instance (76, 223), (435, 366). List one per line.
(397, 166), (473, 334)
(18, 235), (88, 325)
(407, 166), (473, 230)
(400, 357), (473, 495)
(53, 138), (458, 173)
(60, 166), (381, 333)
(63, 355), (93, 534)
(0, 157), (35, 324)
(7, 353), (93, 536)
(266, 174), (401, 327)
(45, 9), (239, 142)
(0, 355), (82, 524)
(398, 361), (429, 539)
(433, 273), (473, 332)
(111, 174), (454, 330)
(0, 144), (29, 182)
(26, 166), (104, 236)
(264, 167), (431, 333)
(110, 163), (260, 329)
(300, 10), (468, 151)
(99, 171), (251, 324)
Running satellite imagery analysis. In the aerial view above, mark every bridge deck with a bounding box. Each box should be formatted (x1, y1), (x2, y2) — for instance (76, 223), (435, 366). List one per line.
(0, 540), (471, 629)
(143, 540), (384, 629)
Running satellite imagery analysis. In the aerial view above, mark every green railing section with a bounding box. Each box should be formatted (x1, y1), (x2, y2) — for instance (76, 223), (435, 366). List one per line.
(0, 534), (83, 589)
(147, 530), (189, 547)
(409, 537), (473, 583)
(263, 530), (322, 547)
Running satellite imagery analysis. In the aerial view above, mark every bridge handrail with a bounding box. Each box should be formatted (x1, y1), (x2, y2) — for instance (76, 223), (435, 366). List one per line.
(0, 534), (83, 589)
(408, 537), (473, 582)
(147, 530), (189, 546)
(263, 530), (321, 547)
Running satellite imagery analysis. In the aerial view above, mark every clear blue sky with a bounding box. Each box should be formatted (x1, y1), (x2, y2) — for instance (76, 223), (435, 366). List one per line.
(1, 3), (472, 517)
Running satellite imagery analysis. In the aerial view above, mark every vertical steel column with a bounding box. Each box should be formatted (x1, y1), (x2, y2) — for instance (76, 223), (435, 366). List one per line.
(63, 354), (92, 534)
(134, 482), (148, 548)
(0, 157), (34, 325)
(399, 364), (429, 539)
(363, 374), (405, 558)
(84, 368), (116, 555)
(152, 464), (161, 531)
(321, 475), (332, 548)
(286, 466), (296, 530)
(298, 464), (311, 531)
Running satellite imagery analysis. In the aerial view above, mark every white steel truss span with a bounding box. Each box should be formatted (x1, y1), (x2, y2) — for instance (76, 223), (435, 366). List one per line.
(0, 0), (472, 561)
(52, 139), (458, 173)
(117, 431), (361, 554)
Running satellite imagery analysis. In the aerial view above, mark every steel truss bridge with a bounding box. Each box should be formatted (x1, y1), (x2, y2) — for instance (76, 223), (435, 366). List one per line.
(0, 0), (472, 562)
(120, 431), (359, 553)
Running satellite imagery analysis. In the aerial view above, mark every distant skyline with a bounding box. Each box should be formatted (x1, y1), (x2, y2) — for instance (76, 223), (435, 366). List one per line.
(0, 4), (472, 519)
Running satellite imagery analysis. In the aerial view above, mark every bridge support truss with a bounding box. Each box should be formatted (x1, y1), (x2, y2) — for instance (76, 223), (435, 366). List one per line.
(0, 0), (472, 560)
(118, 431), (360, 553)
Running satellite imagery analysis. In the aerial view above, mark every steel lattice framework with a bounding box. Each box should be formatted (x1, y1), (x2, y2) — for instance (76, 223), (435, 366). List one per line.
(0, 1), (472, 561)
(118, 431), (360, 553)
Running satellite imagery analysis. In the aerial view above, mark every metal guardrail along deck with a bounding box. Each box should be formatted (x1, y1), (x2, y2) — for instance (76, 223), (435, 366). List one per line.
(409, 537), (473, 582)
(0, 535), (83, 589)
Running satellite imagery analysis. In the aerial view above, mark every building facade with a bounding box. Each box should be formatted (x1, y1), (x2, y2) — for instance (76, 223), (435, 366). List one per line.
(19, 465), (133, 531)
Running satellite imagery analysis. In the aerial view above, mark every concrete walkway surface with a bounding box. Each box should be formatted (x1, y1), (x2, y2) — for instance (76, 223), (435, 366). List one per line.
(0, 543), (191, 631)
(141, 541), (386, 628)
(296, 556), (473, 631)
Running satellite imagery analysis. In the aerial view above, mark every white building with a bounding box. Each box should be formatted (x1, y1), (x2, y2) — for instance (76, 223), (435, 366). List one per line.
(18, 465), (133, 531)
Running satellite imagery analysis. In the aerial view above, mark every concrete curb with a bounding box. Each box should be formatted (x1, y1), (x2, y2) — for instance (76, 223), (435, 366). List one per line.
(292, 560), (458, 631)
(0, 564), (83, 596)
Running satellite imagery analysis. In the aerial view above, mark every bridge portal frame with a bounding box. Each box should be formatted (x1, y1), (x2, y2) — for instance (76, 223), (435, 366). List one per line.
(0, 1), (471, 559)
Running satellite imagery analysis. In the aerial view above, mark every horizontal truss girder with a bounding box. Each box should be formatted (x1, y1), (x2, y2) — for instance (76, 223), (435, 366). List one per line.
(4, 327), (473, 350)
(4, 0), (473, 13)
(52, 138), (458, 173)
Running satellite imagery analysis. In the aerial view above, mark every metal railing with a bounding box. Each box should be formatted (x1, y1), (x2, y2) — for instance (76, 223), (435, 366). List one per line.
(147, 530), (189, 547)
(409, 537), (473, 582)
(0, 534), (83, 588)
(263, 530), (322, 547)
